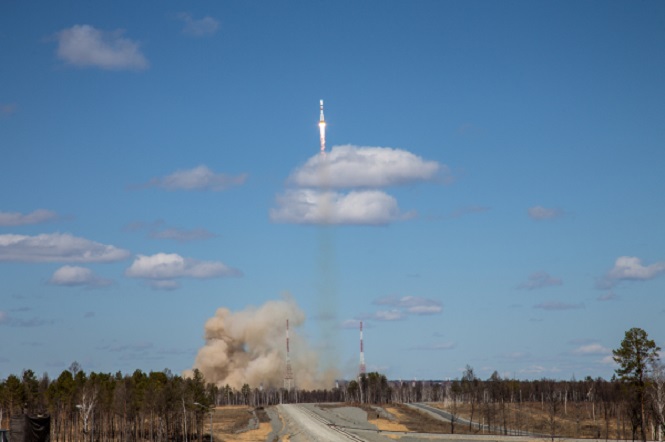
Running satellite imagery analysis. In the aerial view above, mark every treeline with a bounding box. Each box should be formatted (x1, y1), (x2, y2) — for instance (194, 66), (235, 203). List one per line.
(0, 329), (662, 441)
(0, 363), (220, 442)
(0, 362), (352, 442)
(1, 365), (663, 441)
(426, 367), (664, 441)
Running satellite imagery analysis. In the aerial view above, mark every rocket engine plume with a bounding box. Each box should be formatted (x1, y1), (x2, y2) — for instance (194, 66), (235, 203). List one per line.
(319, 99), (326, 154)
(186, 296), (337, 389)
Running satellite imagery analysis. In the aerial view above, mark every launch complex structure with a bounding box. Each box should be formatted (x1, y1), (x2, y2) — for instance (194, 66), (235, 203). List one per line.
(284, 319), (294, 391)
(283, 319), (367, 391)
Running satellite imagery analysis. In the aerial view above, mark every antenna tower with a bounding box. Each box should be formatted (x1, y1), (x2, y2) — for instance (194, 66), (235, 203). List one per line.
(359, 321), (366, 377)
(284, 319), (294, 390)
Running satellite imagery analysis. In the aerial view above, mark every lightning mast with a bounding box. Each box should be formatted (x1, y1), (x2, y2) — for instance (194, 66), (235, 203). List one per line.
(359, 321), (366, 377)
(318, 99), (326, 154)
(284, 319), (294, 391)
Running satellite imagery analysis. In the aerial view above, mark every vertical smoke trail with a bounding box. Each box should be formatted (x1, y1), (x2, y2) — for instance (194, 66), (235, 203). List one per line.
(359, 321), (366, 377)
(315, 99), (340, 377)
(317, 222), (339, 373)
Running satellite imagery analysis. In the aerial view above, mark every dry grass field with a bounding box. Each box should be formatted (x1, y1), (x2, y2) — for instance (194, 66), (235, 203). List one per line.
(333, 401), (630, 439)
(209, 401), (636, 441)
(208, 406), (272, 442)
(431, 401), (627, 439)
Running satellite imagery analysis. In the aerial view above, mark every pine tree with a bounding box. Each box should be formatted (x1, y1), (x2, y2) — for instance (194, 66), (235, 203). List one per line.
(613, 327), (661, 442)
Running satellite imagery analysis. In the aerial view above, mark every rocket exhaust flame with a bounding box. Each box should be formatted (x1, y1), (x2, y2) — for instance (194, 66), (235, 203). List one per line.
(319, 99), (326, 154)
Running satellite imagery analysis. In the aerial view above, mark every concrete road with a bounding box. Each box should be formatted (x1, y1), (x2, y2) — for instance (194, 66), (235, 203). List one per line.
(276, 404), (370, 441)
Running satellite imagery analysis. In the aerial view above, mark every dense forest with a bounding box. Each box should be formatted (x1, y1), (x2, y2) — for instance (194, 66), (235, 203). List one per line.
(0, 328), (662, 441)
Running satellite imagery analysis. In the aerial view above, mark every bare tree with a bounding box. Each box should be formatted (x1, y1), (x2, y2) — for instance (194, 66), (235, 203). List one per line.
(448, 381), (461, 434)
(462, 365), (479, 431)
(544, 379), (561, 442)
(651, 362), (665, 442)
(77, 383), (97, 438)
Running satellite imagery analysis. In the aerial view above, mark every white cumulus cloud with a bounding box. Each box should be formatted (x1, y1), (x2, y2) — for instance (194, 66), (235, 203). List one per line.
(0, 209), (58, 226)
(528, 206), (564, 220)
(49, 265), (112, 287)
(270, 189), (412, 225)
(55, 24), (148, 70)
(600, 355), (615, 365)
(598, 256), (665, 288)
(289, 145), (442, 188)
(178, 13), (220, 37)
(146, 165), (247, 191)
(572, 343), (610, 355)
(0, 233), (130, 263)
(125, 253), (240, 289)
(373, 310), (406, 321)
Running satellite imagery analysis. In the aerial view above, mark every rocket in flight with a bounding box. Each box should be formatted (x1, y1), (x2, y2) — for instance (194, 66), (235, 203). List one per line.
(318, 100), (326, 154)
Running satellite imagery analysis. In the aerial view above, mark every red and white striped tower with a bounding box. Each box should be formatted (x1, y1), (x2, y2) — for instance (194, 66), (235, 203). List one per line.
(284, 319), (294, 391)
(359, 321), (366, 377)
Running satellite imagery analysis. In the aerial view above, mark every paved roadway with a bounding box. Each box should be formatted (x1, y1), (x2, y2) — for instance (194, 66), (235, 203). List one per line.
(275, 404), (372, 442)
(269, 403), (567, 442)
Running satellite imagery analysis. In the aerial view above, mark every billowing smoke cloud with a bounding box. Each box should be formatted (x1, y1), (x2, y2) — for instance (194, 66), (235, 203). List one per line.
(187, 296), (336, 389)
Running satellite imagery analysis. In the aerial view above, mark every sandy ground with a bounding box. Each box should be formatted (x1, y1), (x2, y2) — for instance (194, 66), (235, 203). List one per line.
(372, 406), (410, 432)
(218, 422), (273, 442)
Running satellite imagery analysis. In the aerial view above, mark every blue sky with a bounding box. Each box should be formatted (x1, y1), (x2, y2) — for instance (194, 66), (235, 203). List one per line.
(1, 1), (664, 385)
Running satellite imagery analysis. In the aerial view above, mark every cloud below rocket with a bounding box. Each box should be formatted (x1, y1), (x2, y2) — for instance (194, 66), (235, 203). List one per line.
(271, 144), (444, 225)
(289, 145), (442, 188)
(270, 189), (413, 225)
